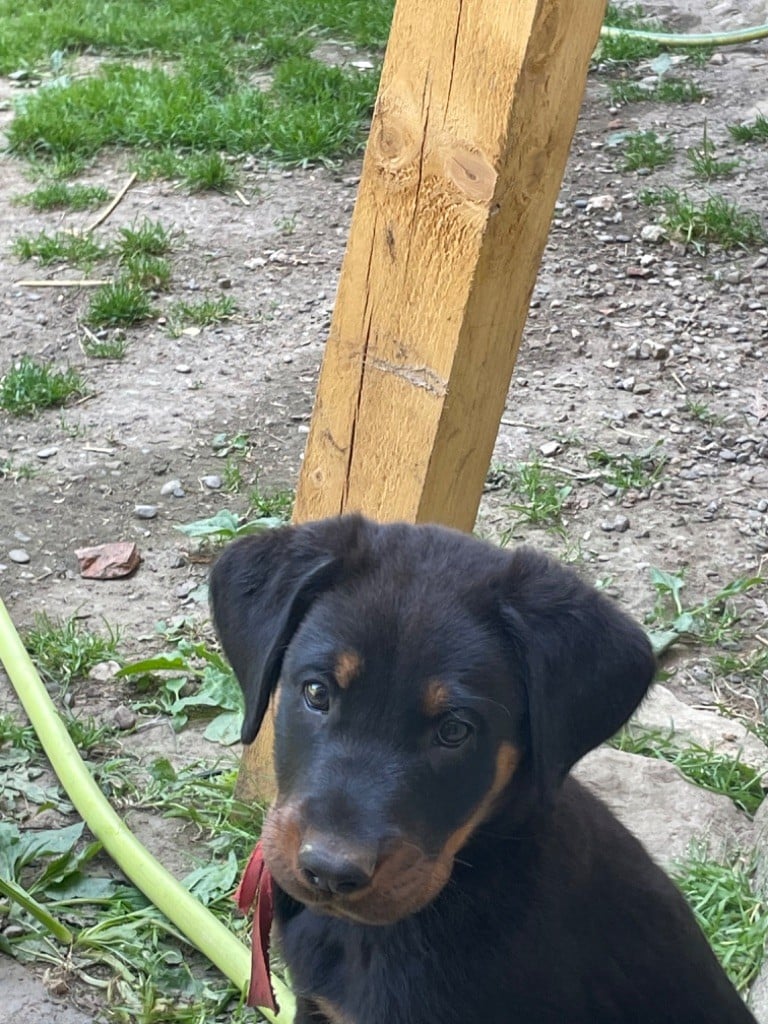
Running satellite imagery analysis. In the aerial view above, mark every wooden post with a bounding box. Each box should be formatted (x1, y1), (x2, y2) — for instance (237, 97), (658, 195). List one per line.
(238, 0), (607, 801)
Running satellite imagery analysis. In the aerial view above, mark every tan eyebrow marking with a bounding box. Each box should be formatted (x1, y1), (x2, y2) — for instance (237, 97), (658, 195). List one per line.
(335, 650), (363, 689)
(422, 678), (452, 717)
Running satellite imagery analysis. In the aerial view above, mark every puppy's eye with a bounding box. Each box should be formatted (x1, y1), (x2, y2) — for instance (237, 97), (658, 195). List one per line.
(435, 716), (472, 748)
(303, 680), (330, 713)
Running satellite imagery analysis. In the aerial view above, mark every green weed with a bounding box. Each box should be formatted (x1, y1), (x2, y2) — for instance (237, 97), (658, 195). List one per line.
(0, 457), (35, 481)
(612, 728), (764, 815)
(683, 398), (724, 426)
(167, 296), (236, 335)
(505, 460), (572, 533)
(248, 481), (294, 521)
(182, 151), (236, 192)
(23, 613), (120, 686)
(84, 279), (155, 328)
(645, 569), (763, 656)
(12, 230), (105, 269)
(0, 357), (86, 416)
(641, 187), (767, 252)
(728, 114), (768, 144)
(114, 219), (173, 260)
(176, 509), (283, 548)
(587, 443), (666, 491)
(17, 182), (109, 211)
(81, 331), (128, 359)
(675, 849), (768, 994)
(687, 125), (739, 181)
(121, 254), (172, 290)
(609, 77), (704, 104)
(622, 130), (674, 171)
(599, 5), (665, 63)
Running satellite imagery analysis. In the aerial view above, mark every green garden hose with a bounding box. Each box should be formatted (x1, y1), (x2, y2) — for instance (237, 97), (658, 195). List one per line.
(0, 597), (295, 1023)
(600, 23), (768, 48)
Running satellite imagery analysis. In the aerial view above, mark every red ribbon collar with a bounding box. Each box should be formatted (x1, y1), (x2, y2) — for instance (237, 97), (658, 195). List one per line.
(234, 841), (278, 1012)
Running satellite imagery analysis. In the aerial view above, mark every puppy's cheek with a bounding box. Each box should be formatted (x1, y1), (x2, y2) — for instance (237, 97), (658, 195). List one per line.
(261, 804), (303, 892)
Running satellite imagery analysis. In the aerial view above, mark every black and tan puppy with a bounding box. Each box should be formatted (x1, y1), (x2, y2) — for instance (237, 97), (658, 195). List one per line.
(211, 515), (756, 1024)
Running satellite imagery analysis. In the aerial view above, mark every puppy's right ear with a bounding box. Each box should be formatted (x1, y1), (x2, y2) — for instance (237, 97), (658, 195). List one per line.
(209, 517), (366, 743)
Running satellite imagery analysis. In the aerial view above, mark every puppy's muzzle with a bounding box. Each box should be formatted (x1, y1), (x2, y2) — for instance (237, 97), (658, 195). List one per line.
(298, 833), (377, 896)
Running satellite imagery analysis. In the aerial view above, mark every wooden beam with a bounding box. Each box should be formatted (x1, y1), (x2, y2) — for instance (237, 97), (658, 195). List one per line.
(238, 0), (607, 801)
(294, 0), (606, 529)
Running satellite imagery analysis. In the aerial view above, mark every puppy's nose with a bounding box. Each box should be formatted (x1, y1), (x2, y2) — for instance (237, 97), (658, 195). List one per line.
(298, 840), (375, 895)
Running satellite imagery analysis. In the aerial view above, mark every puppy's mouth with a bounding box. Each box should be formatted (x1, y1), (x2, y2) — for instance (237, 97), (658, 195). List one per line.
(260, 807), (454, 926)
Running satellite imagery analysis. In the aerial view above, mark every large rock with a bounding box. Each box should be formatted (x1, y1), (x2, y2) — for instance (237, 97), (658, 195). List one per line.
(574, 746), (754, 868)
(629, 684), (768, 779)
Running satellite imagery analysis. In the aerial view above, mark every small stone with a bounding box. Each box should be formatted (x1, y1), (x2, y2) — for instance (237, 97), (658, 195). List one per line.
(175, 364), (192, 374)
(217, 277), (233, 289)
(36, 446), (59, 459)
(160, 479), (183, 496)
(633, 382), (651, 395)
(134, 504), (158, 519)
(175, 580), (197, 598)
(201, 474), (222, 489)
(8, 548), (30, 564)
(613, 514), (630, 533)
(757, 499), (768, 513)
(89, 660), (121, 682)
(718, 449), (738, 462)
(540, 440), (560, 457)
(641, 224), (666, 243)
(113, 705), (137, 730)
(753, 255), (768, 270)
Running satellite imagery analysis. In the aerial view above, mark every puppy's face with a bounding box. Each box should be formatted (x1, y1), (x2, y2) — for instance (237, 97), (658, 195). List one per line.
(210, 516), (655, 926)
(262, 584), (527, 925)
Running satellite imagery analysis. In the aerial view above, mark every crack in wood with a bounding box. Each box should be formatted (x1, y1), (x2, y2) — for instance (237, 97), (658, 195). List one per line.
(367, 357), (448, 397)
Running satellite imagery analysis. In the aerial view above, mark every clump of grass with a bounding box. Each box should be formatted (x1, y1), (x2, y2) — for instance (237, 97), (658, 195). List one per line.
(505, 460), (572, 533)
(17, 182), (110, 211)
(81, 331), (128, 360)
(183, 151), (236, 192)
(248, 480), (294, 520)
(12, 230), (105, 270)
(612, 728), (764, 815)
(610, 78), (704, 105)
(23, 613), (120, 686)
(687, 126), (739, 181)
(622, 130), (674, 171)
(0, 357), (86, 416)
(84, 280), (155, 328)
(0, 457), (35, 481)
(728, 114), (768, 144)
(684, 398), (724, 427)
(600, 4), (665, 63)
(641, 187), (767, 252)
(114, 219), (173, 260)
(121, 254), (172, 290)
(674, 849), (768, 994)
(167, 296), (236, 334)
(587, 443), (666, 491)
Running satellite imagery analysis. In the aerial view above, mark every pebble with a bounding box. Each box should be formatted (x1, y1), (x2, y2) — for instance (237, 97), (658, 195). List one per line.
(160, 479), (185, 497)
(600, 515), (630, 534)
(113, 705), (137, 731)
(134, 504), (158, 520)
(540, 441), (560, 457)
(641, 224), (666, 243)
(175, 580), (198, 598)
(201, 474), (222, 489)
(718, 449), (738, 462)
(175, 364), (192, 374)
(8, 549), (30, 563)
(89, 660), (121, 682)
(36, 446), (59, 459)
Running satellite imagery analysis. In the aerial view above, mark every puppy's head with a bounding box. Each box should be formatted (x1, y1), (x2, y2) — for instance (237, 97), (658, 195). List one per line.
(211, 515), (654, 925)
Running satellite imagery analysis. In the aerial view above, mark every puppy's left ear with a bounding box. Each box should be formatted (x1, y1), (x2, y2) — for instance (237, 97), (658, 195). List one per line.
(498, 549), (655, 795)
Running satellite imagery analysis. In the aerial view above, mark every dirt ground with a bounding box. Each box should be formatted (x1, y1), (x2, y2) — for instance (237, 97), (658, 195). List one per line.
(1, 0), (767, 1020)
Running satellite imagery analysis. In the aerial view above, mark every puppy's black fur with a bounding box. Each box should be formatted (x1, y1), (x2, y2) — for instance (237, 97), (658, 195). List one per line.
(211, 515), (756, 1024)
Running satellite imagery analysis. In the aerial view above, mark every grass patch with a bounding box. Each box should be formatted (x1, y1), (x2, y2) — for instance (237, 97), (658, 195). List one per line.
(600, 4), (665, 63)
(23, 612), (120, 686)
(0, 457), (35, 481)
(505, 460), (572, 533)
(12, 230), (105, 270)
(114, 219), (173, 260)
(641, 188), (767, 252)
(8, 53), (378, 168)
(687, 126), (739, 181)
(17, 182), (110, 211)
(622, 130), (674, 171)
(587, 443), (666, 491)
(0, 357), (86, 416)
(248, 481), (294, 521)
(684, 398), (724, 427)
(612, 728), (764, 815)
(167, 296), (236, 334)
(675, 849), (768, 994)
(182, 151), (236, 192)
(84, 279), (155, 327)
(610, 77), (705, 104)
(121, 254), (172, 290)
(728, 114), (768, 144)
(81, 331), (128, 359)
